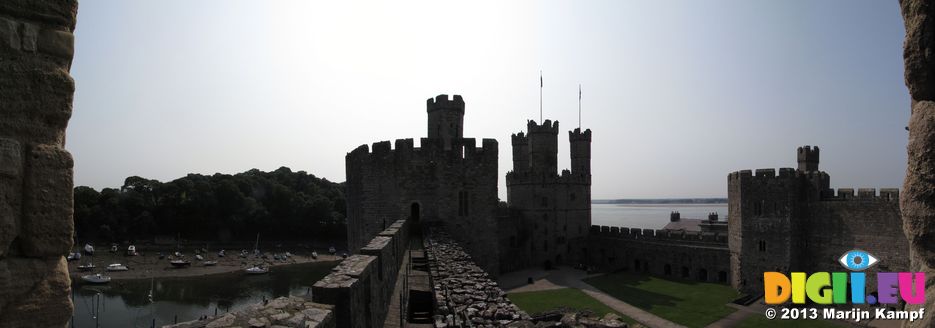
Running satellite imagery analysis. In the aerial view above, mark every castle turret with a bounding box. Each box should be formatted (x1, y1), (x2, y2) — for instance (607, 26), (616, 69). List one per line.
(670, 211), (681, 222)
(797, 145), (819, 172)
(427, 94), (465, 150)
(512, 132), (529, 173)
(569, 128), (591, 176)
(527, 120), (559, 175)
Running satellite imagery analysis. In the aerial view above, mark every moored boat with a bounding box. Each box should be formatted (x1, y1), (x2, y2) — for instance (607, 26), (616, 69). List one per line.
(244, 266), (268, 274)
(170, 259), (191, 268)
(81, 273), (111, 284)
(77, 263), (96, 271)
(203, 260), (217, 266)
(106, 263), (129, 271)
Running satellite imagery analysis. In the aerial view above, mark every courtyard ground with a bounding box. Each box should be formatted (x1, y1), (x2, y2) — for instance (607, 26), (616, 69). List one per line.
(584, 272), (738, 327)
(506, 288), (636, 324)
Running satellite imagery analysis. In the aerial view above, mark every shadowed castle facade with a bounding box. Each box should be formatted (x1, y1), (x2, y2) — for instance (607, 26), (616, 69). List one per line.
(346, 95), (907, 296)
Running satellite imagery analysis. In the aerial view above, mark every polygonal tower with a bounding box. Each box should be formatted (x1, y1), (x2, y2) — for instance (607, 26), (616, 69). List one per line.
(569, 128), (591, 176)
(426, 94), (464, 150)
(797, 145), (819, 172)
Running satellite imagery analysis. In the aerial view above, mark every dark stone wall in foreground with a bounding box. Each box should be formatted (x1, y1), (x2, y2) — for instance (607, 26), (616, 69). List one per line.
(900, 1), (935, 327)
(0, 1), (78, 327)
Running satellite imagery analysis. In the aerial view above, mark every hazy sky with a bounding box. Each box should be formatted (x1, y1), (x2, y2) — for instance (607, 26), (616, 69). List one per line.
(69, 1), (909, 199)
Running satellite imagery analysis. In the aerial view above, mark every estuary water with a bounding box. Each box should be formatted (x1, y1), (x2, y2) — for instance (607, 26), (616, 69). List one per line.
(70, 261), (337, 328)
(591, 203), (728, 230)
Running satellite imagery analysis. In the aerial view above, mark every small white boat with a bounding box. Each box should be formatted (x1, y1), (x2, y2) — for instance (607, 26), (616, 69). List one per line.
(106, 263), (129, 271)
(195, 254), (204, 261)
(245, 266), (268, 275)
(67, 252), (81, 261)
(311, 251), (318, 259)
(203, 260), (218, 266)
(77, 263), (96, 271)
(218, 250), (225, 257)
(83, 244), (94, 255)
(127, 245), (138, 256)
(81, 273), (111, 284)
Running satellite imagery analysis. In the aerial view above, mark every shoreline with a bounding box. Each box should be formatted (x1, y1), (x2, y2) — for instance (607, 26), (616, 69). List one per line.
(68, 250), (342, 282)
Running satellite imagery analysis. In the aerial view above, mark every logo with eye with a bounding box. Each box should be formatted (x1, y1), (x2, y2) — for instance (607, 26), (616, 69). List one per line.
(838, 249), (878, 271)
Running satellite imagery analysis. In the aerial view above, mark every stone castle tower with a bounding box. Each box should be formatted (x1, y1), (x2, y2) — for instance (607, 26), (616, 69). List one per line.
(345, 94), (500, 273)
(499, 120), (592, 272)
(728, 146), (906, 294)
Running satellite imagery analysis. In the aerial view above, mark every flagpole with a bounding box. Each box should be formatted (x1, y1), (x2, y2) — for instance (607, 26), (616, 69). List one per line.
(539, 71), (543, 123)
(578, 84), (582, 129)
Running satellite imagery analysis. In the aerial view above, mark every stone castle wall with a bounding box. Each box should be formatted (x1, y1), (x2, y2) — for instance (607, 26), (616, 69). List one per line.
(804, 190), (907, 294)
(345, 95), (500, 275)
(0, 1), (79, 327)
(728, 155), (907, 294)
(313, 219), (410, 328)
(587, 226), (731, 283)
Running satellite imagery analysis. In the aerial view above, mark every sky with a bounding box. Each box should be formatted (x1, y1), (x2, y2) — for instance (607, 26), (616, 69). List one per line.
(69, 0), (910, 199)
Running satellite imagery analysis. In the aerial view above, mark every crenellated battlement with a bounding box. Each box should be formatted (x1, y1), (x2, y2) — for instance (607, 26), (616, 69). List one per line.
(588, 225), (728, 245)
(527, 119), (559, 134)
(511, 132), (528, 145)
(426, 94), (465, 113)
(569, 128), (592, 141)
(728, 168), (828, 181)
(819, 187), (900, 201)
(346, 137), (498, 163)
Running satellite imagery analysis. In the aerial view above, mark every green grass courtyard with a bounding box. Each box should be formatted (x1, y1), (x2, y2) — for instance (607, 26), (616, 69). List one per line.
(583, 271), (739, 327)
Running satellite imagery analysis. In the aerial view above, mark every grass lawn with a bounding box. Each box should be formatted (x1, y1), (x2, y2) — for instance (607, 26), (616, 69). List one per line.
(584, 272), (738, 327)
(735, 315), (846, 328)
(507, 288), (635, 324)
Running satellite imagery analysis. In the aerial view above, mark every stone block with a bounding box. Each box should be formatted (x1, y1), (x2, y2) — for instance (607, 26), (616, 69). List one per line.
(0, 0), (79, 30)
(38, 28), (73, 59)
(19, 22), (36, 52)
(0, 257), (73, 326)
(20, 144), (73, 257)
(0, 16), (20, 51)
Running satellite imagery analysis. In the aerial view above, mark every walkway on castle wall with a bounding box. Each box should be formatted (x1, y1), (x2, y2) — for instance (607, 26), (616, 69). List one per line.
(500, 267), (687, 328)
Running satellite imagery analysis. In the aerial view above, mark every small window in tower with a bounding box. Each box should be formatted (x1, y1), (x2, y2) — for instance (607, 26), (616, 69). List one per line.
(564, 224), (567, 232)
(758, 240), (767, 252)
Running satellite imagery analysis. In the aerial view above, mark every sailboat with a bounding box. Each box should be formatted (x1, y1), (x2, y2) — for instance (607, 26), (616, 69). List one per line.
(244, 234), (268, 274)
(202, 243), (217, 266)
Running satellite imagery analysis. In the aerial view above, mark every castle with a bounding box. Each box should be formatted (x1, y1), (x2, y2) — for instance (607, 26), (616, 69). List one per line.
(346, 94), (907, 294)
(321, 94), (911, 327)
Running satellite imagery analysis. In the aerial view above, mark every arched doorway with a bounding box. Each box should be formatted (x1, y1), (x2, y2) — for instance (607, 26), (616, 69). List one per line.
(410, 203), (420, 222)
(697, 268), (708, 281)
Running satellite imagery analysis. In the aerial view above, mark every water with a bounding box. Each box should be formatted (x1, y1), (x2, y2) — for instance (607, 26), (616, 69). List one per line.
(591, 203), (728, 230)
(70, 261), (338, 328)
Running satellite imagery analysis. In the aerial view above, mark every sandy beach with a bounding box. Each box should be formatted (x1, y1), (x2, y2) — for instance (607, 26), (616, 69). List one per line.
(67, 247), (342, 281)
